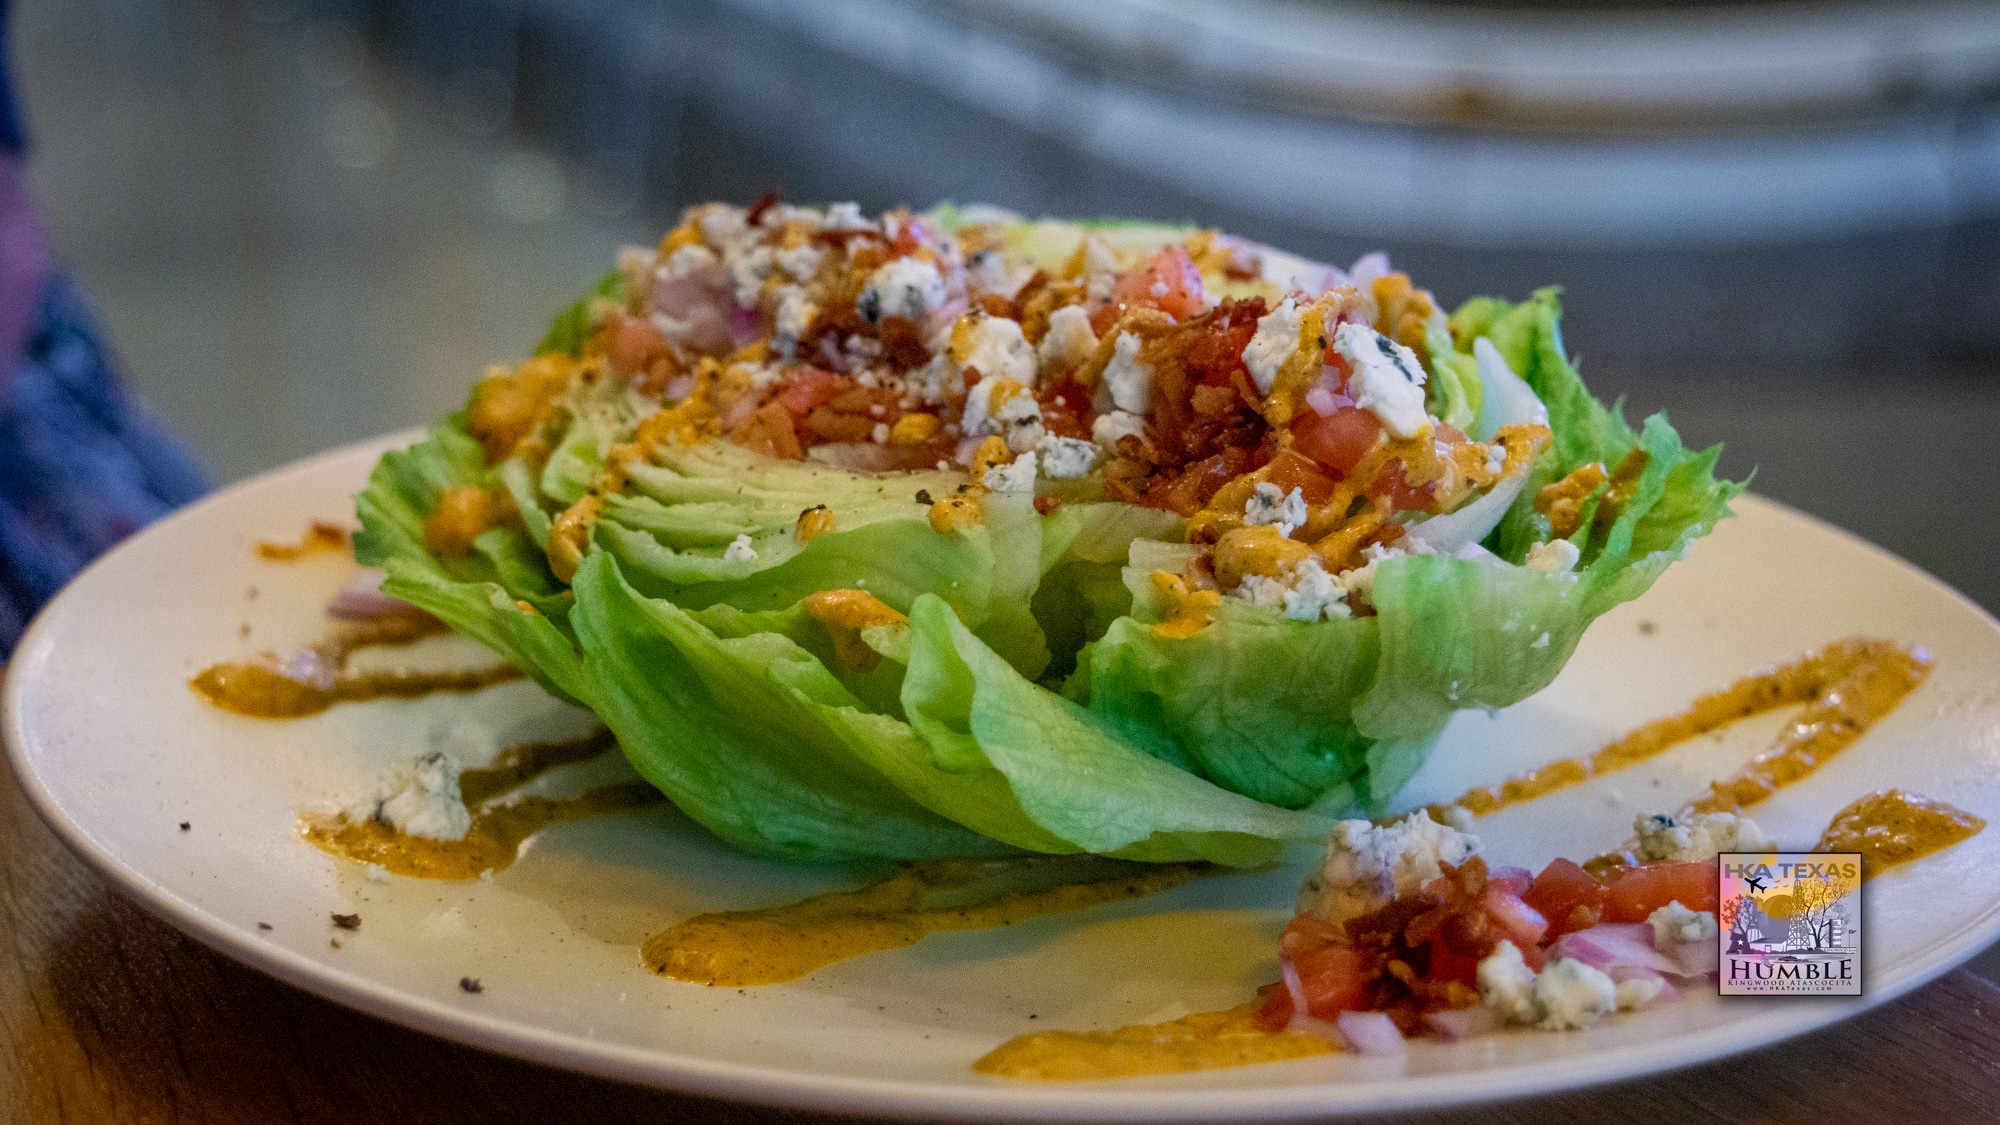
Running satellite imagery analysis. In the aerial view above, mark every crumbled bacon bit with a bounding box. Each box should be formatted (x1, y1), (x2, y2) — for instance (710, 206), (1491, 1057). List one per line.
(744, 188), (783, 227)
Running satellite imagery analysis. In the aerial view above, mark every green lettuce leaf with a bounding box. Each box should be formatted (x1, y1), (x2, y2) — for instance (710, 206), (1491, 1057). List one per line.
(567, 552), (1328, 863)
(352, 415), (585, 701)
(1069, 289), (1743, 814)
(535, 268), (624, 358)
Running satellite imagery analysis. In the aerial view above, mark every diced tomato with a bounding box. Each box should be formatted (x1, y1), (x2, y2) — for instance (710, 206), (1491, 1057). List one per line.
(1522, 858), (1607, 940)
(601, 313), (669, 377)
(1279, 913), (1375, 1019)
(888, 219), (926, 260)
(1372, 460), (1437, 513)
(1604, 861), (1718, 923)
(1094, 246), (1207, 333)
(774, 368), (846, 416)
(1261, 449), (1339, 506)
(1253, 980), (1296, 1031)
(1426, 934), (1483, 990)
(1290, 405), (1381, 475)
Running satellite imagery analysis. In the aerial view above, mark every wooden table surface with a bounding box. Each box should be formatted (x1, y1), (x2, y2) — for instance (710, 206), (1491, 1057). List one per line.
(6, 753), (1998, 1125)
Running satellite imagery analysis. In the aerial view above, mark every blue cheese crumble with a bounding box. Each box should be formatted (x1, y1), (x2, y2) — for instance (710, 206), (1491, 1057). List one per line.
(1102, 331), (1153, 414)
(957, 315), (1037, 385)
(1531, 957), (1618, 1030)
(723, 534), (758, 562)
(1243, 482), (1307, 537)
(372, 749), (473, 841)
(1037, 435), (1098, 479)
(1633, 811), (1774, 863)
(1037, 304), (1098, 374)
(1297, 809), (1480, 925)
(1091, 409), (1145, 448)
(1525, 539), (1581, 574)
(857, 257), (947, 325)
(1477, 940), (1541, 1025)
(1240, 296), (1301, 394)
(1332, 321), (1428, 439)
(982, 454), (1037, 492)
(1648, 900), (1720, 946)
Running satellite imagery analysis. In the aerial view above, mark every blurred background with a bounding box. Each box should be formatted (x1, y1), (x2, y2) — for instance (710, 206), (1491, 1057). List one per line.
(13, 0), (2000, 621)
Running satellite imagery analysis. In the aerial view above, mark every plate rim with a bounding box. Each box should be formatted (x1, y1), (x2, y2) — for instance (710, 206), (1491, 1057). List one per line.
(7, 431), (2000, 1121)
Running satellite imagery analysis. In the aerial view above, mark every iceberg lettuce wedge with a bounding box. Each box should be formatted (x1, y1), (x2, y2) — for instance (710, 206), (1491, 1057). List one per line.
(567, 552), (1331, 863)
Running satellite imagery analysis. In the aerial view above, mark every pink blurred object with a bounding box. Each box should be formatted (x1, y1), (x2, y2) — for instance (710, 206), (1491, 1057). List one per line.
(1424, 1005), (1503, 1041)
(923, 296), (969, 344)
(1550, 924), (1684, 977)
(1662, 938), (1721, 978)
(326, 568), (414, 621)
(649, 272), (734, 353)
(1335, 1011), (1406, 1057)
(728, 303), (764, 347)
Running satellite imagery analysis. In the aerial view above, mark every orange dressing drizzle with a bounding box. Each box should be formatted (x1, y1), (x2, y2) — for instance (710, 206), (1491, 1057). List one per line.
(972, 1002), (1331, 1081)
(643, 856), (1211, 987)
(1149, 570), (1221, 639)
(300, 729), (664, 879)
(801, 589), (906, 671)
(1817, 789), (1984, 878)
(1427, 638), (1931, 823)
(189, 612), (523, 719)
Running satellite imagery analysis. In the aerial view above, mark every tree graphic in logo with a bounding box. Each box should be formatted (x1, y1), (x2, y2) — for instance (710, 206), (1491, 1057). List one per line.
(1787, 874), (1850, 952)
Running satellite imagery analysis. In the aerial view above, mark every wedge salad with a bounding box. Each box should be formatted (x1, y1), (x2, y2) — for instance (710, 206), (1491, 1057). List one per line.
(354, 198), (1742, 866)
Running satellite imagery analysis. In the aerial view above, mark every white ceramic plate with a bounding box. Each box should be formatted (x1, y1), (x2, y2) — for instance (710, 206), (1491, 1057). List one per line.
(9, 433), (2000, 1121)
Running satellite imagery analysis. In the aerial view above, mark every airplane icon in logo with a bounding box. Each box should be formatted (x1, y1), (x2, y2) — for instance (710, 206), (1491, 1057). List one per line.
(1744, 873), (1769, 893)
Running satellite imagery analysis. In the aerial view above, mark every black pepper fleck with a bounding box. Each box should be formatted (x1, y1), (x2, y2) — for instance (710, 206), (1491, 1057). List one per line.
(915, 489), (933, 505)
(460, 977), (484, 994)
(331, 913), (361, 930)
(257, 922), (272, 931)
(179, 822), (190, 831)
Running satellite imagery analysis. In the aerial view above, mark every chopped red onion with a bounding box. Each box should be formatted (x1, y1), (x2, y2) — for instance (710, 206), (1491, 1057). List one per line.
(953, 434), (986, 467)
(326, 568), (414, 621)
(272, 647), (336, 690)
(1279, 950), (1310, 1018)
(1425, 1005), (1503, 1041)
(923, 296), (970, 343)
(1484, 886), (1550, 949)
(1661, 938), (1720, 978)
(1347, 252), (1391, 299)
(1335, 1011), (1406, 1057)
(1550, 923), (1682, 976)
(727, 304), (763, 347)
(649, 275), (733, 353)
